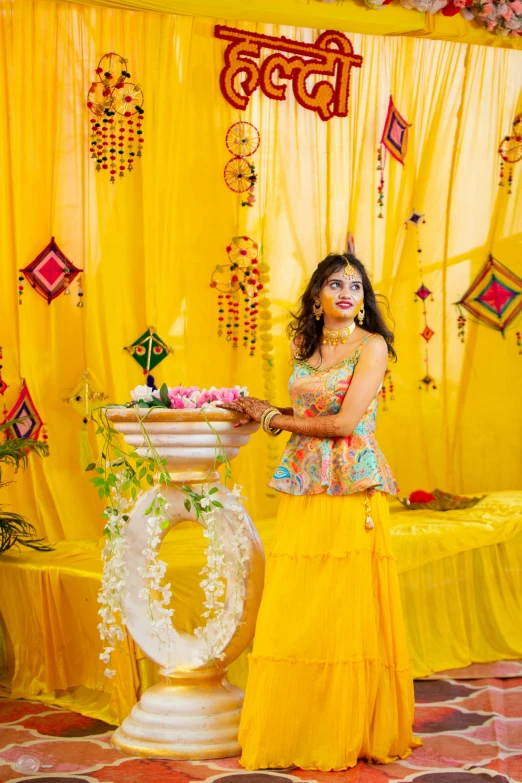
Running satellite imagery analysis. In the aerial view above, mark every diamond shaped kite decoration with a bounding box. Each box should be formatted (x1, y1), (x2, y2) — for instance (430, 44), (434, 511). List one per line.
(455, 254), (522, 334)
(421, 374), (435, 387)
(406, 211), (424, 227)
(415, 284), (432, 301)
(125, 327), (173, 377)
(381, 96), (411, 165)
(3, 382), (44, 441)
(421, 325), (435, 342)
(20, 238), (82, 304)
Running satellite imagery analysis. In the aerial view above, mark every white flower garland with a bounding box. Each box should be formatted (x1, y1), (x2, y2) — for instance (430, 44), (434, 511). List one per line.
(98, 479), (252, 676)
(193, 484), (251, 665)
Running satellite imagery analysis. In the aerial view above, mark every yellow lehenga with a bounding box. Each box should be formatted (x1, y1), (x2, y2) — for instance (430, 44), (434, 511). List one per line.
(238, 337), (422, 771)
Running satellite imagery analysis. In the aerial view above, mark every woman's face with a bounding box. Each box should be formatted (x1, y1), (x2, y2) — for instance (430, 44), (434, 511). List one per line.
(319, 270), (364, 321)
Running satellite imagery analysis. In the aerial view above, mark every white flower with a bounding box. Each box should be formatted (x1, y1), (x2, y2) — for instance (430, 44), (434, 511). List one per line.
(104, 668), (116, 678)
(130, 385), (153, 403)
(200, 497), (211, 509)
(234, 385), (249, 397)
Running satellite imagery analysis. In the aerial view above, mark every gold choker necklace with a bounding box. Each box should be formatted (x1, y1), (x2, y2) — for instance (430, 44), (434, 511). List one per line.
(322, 322), (356, 346)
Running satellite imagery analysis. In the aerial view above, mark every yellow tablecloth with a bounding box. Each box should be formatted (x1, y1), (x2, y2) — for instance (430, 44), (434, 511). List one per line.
(1, 491), (521, 725)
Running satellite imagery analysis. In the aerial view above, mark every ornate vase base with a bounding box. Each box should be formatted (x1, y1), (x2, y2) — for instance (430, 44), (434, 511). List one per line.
(111, 672), (244, 760)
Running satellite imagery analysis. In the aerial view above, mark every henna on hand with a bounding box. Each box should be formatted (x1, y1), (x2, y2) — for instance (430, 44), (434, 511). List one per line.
(268, 413), (342, 439)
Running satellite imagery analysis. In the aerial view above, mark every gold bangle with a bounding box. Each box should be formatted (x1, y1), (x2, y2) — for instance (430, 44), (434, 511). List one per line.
(261, 408), (282, 436)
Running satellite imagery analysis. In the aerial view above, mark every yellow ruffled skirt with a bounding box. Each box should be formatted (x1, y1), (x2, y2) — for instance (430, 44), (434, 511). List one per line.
(238, 490), (422, 771)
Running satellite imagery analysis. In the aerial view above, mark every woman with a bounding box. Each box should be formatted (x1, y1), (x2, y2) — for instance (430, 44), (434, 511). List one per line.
(223, 253), (421, 772)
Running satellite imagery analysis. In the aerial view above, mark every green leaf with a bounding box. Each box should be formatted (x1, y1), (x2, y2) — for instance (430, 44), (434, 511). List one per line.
(85, 463), (96, 472)
(95, 467), (105, 474)
(98, 487), (105, 499)
(212, 501), (224, 509)
(146, 474), (154, 486)
(139, 467), (147, 479)
(131, 487), (137, 499)
(160, 520), (169, 530)
(159, 383), (170, 407)
(209, 487), (219, 495)
(184, 498), (191, 513)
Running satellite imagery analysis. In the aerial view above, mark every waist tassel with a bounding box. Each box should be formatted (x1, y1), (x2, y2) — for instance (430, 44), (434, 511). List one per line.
(364, 489), (375, 531)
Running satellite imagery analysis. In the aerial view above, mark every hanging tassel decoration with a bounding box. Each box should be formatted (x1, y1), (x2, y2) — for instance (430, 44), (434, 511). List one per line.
(77, 275), (84, 307)
(364, 492), (375, 531)
(377, 145), (385, 218)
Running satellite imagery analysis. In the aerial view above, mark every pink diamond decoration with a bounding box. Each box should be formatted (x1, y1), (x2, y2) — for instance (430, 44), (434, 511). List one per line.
(20, 238), (82, 304)
(476, 275), (518, 317)
(0, 378), (7, 395)
(416, 284), (432, 301)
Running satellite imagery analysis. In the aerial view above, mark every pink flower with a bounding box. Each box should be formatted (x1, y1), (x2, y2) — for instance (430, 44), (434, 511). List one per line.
(501, 5), (513, 19)
(216, 387), (240, 403)
(481, 3), (493, 14)
(510, 0), (522, 13)
(168, 395), (185, 409)
(486, 17), (498, 27)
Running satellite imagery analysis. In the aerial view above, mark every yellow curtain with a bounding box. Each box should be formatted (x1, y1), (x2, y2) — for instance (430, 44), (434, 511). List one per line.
(1, 0), (522, 543)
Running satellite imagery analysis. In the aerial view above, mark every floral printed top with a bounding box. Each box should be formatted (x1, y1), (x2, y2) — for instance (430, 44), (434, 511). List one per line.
(269, 334), (399, 496)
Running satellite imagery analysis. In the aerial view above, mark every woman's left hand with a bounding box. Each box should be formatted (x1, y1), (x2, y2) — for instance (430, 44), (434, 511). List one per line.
(221, 396), (271, 427)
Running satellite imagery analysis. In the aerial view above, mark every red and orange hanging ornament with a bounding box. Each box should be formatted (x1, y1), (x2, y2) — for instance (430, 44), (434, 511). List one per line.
(377, 97), (410, 218)
(405, 211), (436, 390)
(210, 236), (262, 355)
(87, 52), (145, 184)
(224, 122), (259, 207)
(498, 113), (522, 195)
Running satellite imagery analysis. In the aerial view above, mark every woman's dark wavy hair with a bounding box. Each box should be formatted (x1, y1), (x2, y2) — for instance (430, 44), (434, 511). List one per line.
(288, 253), (397, 362)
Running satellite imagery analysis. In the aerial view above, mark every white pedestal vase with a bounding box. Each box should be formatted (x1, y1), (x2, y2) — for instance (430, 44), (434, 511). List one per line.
(104, 408), (265, 760)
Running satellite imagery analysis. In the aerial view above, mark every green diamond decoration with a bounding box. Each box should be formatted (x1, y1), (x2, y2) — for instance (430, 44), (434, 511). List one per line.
(124, 327), (173, 373)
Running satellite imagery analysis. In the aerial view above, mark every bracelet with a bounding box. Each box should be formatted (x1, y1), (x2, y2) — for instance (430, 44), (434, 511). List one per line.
(261, 407), (282, 436)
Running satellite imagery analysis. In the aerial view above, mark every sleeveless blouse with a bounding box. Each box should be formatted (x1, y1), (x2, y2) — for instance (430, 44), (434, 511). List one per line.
(269, 334), (399, 496)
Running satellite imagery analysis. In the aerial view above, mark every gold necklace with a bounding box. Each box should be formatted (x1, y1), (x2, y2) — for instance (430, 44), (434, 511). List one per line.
(322, 322), (356, 346)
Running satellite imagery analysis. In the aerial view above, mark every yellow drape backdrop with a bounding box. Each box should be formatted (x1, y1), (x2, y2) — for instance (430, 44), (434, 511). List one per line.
(1, 0), (522, 543)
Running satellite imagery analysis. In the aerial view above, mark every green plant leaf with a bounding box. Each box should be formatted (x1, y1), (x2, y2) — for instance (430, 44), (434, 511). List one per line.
(209, 487), (219, 495)
(184, 498), (191, 513)
(85, 463), (96, 472)
(146, 474), (154, 486)
(212, 501), (224, 508)
(159, 383), (170, 407)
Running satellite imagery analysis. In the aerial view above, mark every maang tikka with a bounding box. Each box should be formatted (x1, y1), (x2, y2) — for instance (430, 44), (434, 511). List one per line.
(344, 258), (357, 280)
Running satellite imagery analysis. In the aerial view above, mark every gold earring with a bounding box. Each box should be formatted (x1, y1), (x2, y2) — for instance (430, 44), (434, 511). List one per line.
(313, 300), (323, 320)
(357, 302), (365, 325)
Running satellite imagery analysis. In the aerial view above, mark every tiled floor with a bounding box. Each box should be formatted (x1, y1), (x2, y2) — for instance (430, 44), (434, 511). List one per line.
(1, 662), (521, 783)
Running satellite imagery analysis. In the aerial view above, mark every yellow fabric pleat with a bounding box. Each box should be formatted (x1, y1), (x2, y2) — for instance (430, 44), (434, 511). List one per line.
(238, 491), (422, 771)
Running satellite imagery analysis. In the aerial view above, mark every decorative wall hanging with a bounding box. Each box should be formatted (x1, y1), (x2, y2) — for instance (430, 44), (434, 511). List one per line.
(0, 347), (8, 399)
(87, 52), (145, 183)
(377, 97), (411, 218)
(224, 121), (259, 207)
(210, 236), (261, 355)
(214, 26), (363, 122)
(3, 381), (47, 450)
(455, 254), (522, 350)
(124, 327), (173, 388)
(19, 238), (83, 305)
(498, 113), (522, 194)
(62, 371), (108, 469)
(405, 211), (436, 390)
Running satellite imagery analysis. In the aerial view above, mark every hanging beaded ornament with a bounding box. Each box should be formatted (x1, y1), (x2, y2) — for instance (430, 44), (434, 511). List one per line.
(224, 122), (260, 207)
(19, 238), (82, 305)
(3, 381), (48, 453)
(377, 97), (410, 219)
(210, 236), (262, 355)
(87, 52), (145, 184)
(498, 113), (522, 195)
(405, 211), (436, 391)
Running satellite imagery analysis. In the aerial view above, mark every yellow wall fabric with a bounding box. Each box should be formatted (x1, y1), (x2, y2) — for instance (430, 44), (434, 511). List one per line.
(1, 0), (522, 544)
